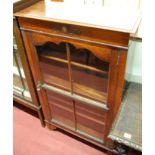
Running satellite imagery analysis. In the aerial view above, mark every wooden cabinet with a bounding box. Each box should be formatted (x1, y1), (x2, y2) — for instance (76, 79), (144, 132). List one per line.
(13, 0), (44, 126)
(14, 1), (141, 152)
(17, 19), (126, 146)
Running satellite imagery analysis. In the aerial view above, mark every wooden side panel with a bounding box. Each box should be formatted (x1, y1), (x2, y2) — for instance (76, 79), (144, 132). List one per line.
(104, 49), (128, 148)
(104, 50), (120, 148)
(112, 50), (127, 120)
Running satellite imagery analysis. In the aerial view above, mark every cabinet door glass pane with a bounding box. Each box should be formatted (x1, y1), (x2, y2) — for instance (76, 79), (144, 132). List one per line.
(13, 73), (23, 89)
(46, 90), (75, 129)
(36, 42), (70, 91)
(13, 36), (31, 101)
(75, 101), (105, 143)
(13, 50), (22, 68)
(70, 48), (109, 103)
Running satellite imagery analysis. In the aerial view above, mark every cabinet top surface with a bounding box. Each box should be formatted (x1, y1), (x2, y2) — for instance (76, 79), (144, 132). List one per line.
(14, 1), (141, 34)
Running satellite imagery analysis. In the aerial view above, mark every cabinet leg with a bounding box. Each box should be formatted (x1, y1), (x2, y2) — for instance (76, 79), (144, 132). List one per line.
(38, 110), (45, 127)
(46, 122), (57, 130)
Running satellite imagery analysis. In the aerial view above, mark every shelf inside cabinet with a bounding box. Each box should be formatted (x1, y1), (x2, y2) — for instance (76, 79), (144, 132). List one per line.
(40, 53), (108, 75)
(70, 47), (109, 72)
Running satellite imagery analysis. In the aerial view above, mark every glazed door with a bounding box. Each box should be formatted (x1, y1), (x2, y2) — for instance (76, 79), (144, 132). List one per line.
(13, 35), (32, 101)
